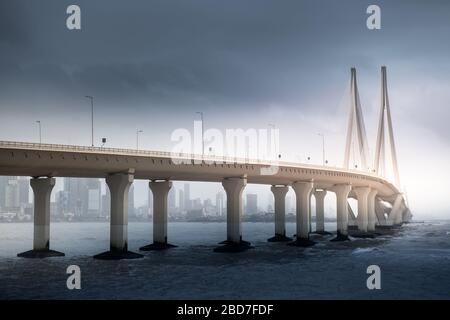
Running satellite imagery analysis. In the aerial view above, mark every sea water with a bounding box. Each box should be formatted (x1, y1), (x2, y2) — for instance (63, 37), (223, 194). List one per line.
(0, 221), (449, 299)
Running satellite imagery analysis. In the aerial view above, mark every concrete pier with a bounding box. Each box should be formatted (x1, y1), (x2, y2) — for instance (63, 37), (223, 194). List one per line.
(367, 189), (378, 231)
(215, 177), (251, 252)
(354, 187), (371, 232)
(331, 184), (352, 241)
(312, 189), (329, 235)
(289, 181), (315, 247)
(94, 172), (143, 260)
(268, 185), (291, 242)
(18, 177), (64, 258)
(140, 180), (177, 251)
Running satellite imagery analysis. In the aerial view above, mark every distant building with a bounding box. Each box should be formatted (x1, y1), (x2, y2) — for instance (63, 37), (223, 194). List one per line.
(178, 189), (184, 212)
(64, 178), (87, 218)
(18, 177), (30, 207)
(168, 187), (176, 210)
(0, 176), (7, 211)
(63, 177), (102, 219)
(5, 177), (20, 213)
(87, 179), (102, 217)
(101, 191), (111, 218)
(184, 183), (191, 210)
(246, 193), (258, 215)
(55, 190), (69, 217)
(216, 191), (225, 216)
(186, 208), (204, 220)
(192, 198), (202, 210)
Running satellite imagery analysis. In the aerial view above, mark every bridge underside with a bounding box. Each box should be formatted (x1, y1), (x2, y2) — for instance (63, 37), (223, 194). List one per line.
(0, 147), (400, 201)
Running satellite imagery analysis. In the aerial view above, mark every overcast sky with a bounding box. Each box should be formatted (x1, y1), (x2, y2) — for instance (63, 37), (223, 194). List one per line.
(1, 0), (450, 218)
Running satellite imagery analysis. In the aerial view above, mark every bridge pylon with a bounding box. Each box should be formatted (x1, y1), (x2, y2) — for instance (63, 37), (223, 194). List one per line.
(374, 66), (401, 188)
(344, 68), (370, 171)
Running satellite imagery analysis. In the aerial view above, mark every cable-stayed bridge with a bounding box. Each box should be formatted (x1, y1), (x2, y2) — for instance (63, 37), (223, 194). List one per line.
(0, 67), (411, 258)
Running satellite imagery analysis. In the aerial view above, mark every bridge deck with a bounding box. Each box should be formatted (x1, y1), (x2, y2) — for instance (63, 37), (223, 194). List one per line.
(0, 141), (400, 200)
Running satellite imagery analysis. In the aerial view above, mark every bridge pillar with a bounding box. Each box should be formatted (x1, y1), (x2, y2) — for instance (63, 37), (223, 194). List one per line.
(18, 177), (64, 258)
(367, 189), (378, 231)
(268, 185), (291, 242)
(140, 180), (177, 251)
(353, 187), (371, 233)
(331, 184), (352, 241)
(214, 177), (252, 252)
(94, 172), (143, 260)
(289, 181), (315, 247)
(312, 189), (329, 235)
(391, 194), (405, 226)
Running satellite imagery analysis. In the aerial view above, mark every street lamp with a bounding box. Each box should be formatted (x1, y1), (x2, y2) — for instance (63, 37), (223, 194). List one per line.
(36, 121), (42, 144)
(196, 111), (204, 156)
(317, 133), (325, 166)
(268, 123), (280, 159)
(136, 130), (143, 150)
(85, 95), (94, 147)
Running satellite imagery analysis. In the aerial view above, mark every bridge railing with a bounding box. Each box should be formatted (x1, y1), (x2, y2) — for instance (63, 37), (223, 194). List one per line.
(0, 140), (379, 177)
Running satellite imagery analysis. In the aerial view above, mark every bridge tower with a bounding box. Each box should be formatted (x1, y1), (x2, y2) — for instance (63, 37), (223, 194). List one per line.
(344, 68), (370, 171)
(374, 66), (401, 188)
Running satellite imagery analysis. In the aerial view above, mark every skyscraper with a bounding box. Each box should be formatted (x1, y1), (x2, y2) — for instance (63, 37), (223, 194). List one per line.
(184, 183), (191, 211)
(18, 177), (30, 207)
(101, 189), (111, 218)
(86, 179), (102, 217)
(64, 178), (87, 218)
(5, 177), (20, 213)
(0, 176), (8, 211)
(178, 189), (184, 212)
(216, 191), (225, 216)
(168, 186), (176, 210)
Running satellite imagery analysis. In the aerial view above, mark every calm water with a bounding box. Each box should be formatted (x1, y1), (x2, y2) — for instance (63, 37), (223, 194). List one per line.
(0, 221), (450, 299)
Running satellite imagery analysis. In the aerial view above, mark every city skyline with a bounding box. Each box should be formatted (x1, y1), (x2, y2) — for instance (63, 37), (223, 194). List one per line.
(0, 176), (295, 221)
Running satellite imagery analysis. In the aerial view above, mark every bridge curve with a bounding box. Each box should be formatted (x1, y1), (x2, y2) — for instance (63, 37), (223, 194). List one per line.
(0, 140), (410, 258)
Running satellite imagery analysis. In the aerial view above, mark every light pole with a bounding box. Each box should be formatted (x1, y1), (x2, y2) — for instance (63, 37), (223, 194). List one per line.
(36, 121), (41, 144)
(136, 130), (143, 150)
(268, 123), (279, 159)
(196, 111), (204, 156)
(85, 95), (94, 147)
(317, 133), (325, 166)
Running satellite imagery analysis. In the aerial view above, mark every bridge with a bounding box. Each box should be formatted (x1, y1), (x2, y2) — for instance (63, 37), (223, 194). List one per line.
(0, 66), (411, 259)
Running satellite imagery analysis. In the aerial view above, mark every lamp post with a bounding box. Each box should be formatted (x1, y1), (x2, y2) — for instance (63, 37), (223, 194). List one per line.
(136, 130), (143, 150)
(85, 96), (94, 147)
(36, 121), (41, 144)
(196, 111), (204, 156)
(268, 123), (279, 159)
(317, 133), (325, 166)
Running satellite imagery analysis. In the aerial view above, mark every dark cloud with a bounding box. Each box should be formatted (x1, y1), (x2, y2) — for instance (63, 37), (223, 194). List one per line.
(1, 0), (450, 139)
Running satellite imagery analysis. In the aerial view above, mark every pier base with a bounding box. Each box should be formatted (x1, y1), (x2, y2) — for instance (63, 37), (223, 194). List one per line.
(17, 249), (64, 259)
(140, 242), (177, 251)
